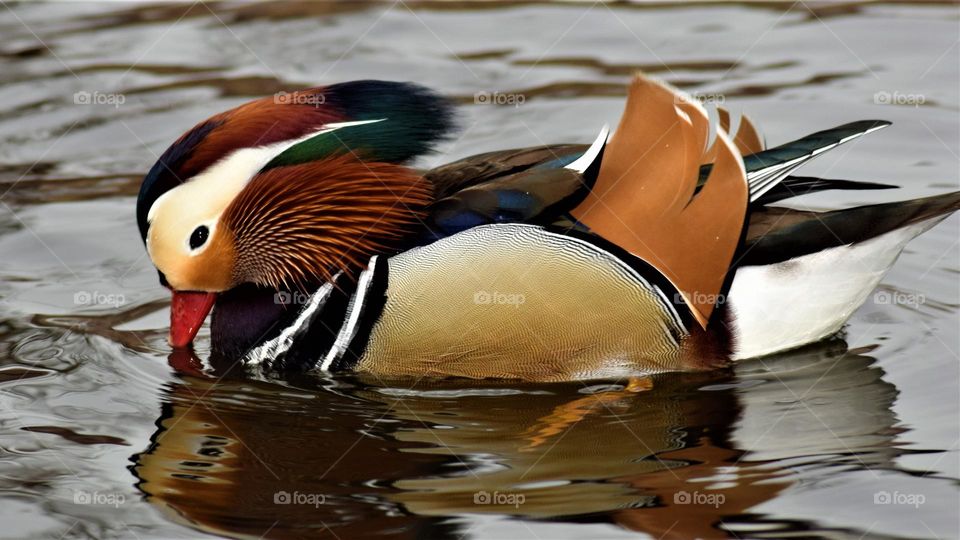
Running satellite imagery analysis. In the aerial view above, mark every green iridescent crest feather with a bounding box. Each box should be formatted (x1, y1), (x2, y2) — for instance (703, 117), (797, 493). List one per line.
(263, 80), (456, 170)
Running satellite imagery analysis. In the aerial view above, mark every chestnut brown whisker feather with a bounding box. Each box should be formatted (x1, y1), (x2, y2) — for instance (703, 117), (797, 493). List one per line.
(222, 154), (432, 291)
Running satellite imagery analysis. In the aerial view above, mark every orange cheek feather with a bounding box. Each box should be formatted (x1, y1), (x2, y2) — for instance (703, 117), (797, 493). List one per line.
(166, 232), (236, 348)
(179, 231), (237, 292)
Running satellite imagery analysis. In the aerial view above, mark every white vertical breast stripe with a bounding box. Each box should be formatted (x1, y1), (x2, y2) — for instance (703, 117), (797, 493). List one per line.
(318, 256), (379, 372)
(244, 278), (338, 365)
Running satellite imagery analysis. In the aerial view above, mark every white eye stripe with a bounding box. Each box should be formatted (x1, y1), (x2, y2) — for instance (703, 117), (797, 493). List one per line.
(146, 189), (173, 224)
(146, 118), (389, 223)
(146, 118), (392, 269)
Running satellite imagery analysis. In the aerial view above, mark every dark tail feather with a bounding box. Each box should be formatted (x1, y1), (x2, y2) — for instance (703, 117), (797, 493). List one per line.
(744, 120), (891, 201)
(695, 120), (891, 201)
(739, 191), (960, 266)
(752, 175), (898, 206)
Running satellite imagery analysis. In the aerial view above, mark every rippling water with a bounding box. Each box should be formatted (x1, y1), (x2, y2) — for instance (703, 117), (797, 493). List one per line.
(1, 2), (958, 539)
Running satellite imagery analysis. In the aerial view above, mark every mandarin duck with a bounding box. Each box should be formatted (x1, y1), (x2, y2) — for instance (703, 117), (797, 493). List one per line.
(137, 74), (959, 381)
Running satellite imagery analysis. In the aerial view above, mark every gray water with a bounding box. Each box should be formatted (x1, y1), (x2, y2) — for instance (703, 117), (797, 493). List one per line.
(0, 2), (958, 539)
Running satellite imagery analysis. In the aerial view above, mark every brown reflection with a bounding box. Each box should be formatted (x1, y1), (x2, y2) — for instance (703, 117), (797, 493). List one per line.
(20, 425), (130, 446)
(510, 57), (740, 76)
(61, 0), (959, 37)
(134, 369), (457, 539)
(0, 174), (142, 206)
(446, 69), (871, 105)
(68, 1), (382, 34)
(132, 339), (901, 539)
(0, 365), (52, 383)
(125, 75), (296, 100)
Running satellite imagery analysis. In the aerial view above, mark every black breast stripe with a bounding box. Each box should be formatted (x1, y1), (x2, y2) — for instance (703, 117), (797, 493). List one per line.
(273, 273), (354, 371)
(243, 273), (354, 371)
(330, 255), (389, 373)
(318, 256), (388, 373)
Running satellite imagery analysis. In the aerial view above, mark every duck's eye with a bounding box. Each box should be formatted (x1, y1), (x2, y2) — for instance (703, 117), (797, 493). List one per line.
(189, 225), (209, 250)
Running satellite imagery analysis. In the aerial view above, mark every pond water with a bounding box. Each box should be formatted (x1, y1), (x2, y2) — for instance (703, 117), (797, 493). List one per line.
(0, 2), (958, 539)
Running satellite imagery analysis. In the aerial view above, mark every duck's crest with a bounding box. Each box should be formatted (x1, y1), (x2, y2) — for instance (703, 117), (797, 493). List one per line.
(136, 80), (456, 243)
(264, 80), (457, 169)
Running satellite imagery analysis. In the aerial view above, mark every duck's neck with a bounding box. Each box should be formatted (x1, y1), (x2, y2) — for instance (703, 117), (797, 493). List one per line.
(210, 284), (299, 359)
(209, 273), (368, 368)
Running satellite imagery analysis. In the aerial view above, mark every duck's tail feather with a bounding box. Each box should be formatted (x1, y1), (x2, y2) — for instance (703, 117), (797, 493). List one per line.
(743, 120), (891, 202)
(694, 121), (890, 202)
(752, 175), (898, 207)
(740, 190), (960, 267)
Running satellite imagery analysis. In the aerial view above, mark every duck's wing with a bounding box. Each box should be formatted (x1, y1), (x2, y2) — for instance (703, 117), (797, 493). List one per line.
(424, 144), (588, 198)
(428, 75), (751, 327)
(425, 103), (887, 242)
(422, 110), (754, 234)
(425, 132), (606, 237)
(570, 74), (749, 328)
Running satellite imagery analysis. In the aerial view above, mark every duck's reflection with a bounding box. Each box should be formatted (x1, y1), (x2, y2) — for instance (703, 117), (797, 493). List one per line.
(133, 339), (900, 539)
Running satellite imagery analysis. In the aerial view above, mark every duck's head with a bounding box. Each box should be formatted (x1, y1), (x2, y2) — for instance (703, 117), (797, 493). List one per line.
(136, 81), (454, 348)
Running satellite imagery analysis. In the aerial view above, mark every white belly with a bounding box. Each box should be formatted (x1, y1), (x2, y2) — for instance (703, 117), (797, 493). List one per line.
(727, 218), (942, 359)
